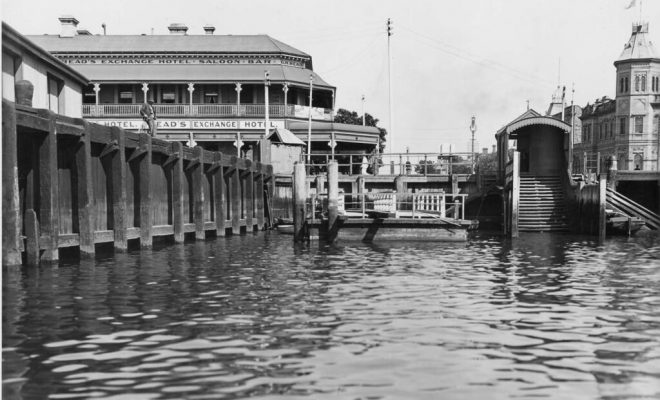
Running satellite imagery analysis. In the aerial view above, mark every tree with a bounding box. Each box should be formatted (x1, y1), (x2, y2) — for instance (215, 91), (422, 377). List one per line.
(334, 108), (387, 154)
(476, 152), (498, 174)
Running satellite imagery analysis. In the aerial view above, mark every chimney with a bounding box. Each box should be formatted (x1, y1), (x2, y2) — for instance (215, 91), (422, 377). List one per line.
(492, 145), (496, 153)
(168, 23), (188, 35)
(203, 25), (216, 35)
(482, 148), (488, 154)
(59, 15), (79, 38)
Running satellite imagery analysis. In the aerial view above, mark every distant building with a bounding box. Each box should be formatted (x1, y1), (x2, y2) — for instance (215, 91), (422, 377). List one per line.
(2, 21), (87, 117)
(573, 22), (660, 172)
(25, 17), (380, 160)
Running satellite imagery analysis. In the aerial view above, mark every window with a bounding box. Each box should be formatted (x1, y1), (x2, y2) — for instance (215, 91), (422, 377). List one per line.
(620, 77), (624, 93)
(118, 84), (133, 104)
(641, 75), (647, 91)
(635, 75), (640, 91)
(634, 154), (643, 170)
(634, 116), (644, 133)
(47, 74), (63, 114)
(619, 117), (627, 135)
(625, 77), (629, 92)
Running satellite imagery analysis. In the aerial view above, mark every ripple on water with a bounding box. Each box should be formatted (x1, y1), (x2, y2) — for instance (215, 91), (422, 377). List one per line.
(3, 233), (660, 399)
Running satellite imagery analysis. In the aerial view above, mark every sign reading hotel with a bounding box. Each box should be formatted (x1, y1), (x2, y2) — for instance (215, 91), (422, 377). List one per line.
(87, 119), (286, 131)
(60, 55), (307, 68)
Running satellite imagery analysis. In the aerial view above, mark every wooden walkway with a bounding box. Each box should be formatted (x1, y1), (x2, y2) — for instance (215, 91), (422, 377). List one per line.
(2, 100), (274, 266)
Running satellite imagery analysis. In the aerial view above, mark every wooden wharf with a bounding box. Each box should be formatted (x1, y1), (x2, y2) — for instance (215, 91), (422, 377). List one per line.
(2, 99), (274, 266)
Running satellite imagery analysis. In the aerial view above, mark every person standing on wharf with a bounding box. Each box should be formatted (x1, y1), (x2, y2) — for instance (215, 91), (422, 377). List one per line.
(140, 100), (157, 136)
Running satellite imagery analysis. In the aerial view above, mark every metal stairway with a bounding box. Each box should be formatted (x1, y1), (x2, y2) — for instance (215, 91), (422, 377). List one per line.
(606, 188), (660, 230)
(518, 175), (568, 232)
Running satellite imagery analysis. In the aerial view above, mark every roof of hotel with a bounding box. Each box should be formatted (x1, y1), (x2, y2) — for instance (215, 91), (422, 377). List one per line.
(616, 23), (659, 63)
(67, 63), (332, 87)
(26, 34), (311, 58)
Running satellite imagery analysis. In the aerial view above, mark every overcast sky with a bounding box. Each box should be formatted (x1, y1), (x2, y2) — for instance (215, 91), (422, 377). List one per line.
(3, 0), (659, 152)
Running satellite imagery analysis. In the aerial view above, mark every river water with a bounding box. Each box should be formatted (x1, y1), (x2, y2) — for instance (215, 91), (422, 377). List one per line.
(3, 232), (660, 399)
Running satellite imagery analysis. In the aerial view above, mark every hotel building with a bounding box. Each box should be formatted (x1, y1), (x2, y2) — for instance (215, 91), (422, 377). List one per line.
(27, 16), (380, 160)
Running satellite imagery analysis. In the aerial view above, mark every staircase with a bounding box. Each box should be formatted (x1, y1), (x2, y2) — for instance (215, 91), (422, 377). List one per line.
(518, 175), (568, 232)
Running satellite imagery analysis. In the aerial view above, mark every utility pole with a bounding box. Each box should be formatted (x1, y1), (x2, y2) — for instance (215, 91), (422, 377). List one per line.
(387, 18), (394, 154)
(470, 116), (477, 174)
(307, 74), (314, 168)
(264, 70), (270, 139)
(361, 94), (366, 126)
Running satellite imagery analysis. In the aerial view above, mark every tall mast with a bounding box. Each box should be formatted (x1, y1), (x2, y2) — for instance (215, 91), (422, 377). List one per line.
(387, 18), (394, 153)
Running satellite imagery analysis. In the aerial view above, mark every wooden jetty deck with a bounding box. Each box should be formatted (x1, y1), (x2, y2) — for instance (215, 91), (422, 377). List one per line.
(2, 100), (274, 266)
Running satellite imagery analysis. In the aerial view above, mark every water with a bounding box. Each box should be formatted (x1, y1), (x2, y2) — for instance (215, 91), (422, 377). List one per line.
(3, 232), (660, 399)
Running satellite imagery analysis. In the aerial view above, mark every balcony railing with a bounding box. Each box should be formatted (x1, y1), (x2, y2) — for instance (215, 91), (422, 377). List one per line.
(82, 103), (333, 120)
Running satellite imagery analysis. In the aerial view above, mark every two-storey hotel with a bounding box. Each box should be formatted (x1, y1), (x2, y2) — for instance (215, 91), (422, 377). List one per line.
(28, 16), (380, 157)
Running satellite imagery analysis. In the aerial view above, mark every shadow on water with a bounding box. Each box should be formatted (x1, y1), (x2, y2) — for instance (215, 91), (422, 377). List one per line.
(3, 231), (660, 399)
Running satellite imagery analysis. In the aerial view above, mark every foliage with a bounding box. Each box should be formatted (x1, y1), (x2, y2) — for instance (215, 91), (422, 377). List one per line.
(334, 108), (387, 154)
(476, 152), (498, 173)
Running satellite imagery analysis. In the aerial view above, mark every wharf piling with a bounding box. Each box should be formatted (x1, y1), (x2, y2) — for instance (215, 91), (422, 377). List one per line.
(1, 99), (274, 266)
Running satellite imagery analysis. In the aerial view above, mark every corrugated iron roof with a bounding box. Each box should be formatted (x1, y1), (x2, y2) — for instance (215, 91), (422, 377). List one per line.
(67, 63), (333, 87)
(26, 34), (310, 57)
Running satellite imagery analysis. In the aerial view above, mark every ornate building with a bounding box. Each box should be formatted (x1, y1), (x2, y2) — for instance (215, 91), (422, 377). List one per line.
(27, 16), (380, 160)
(574, 22), (660, 172)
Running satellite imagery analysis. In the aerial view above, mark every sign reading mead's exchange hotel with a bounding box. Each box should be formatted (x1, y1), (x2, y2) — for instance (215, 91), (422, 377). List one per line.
(87, 119), (287, 130)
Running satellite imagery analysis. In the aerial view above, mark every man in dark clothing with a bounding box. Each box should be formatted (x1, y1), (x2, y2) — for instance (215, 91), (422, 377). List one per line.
(140, 100), (157, 136)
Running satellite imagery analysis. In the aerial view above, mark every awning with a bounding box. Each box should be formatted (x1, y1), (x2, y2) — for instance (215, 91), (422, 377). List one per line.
(71, 64), (333, 88)
(267, 127), (305, 145)
(505, 116), (570, 135)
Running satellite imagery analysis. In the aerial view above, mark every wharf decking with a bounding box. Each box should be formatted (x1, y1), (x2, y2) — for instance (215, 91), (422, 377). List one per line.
(2, 99), (273, 266)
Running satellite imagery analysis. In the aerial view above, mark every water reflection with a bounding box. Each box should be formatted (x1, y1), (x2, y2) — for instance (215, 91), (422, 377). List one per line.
(3, 231), (660, 399)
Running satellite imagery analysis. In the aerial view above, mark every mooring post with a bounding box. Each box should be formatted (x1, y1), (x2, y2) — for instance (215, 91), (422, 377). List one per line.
(110, 126), (128, 251)
(231, 156), (241, 235)
(358, 176), (366, 218)
(599, 175), (607, 242)
(38, 110), (60, 261)
(138, 132), (153, 248)
(327, 160), (339, 241)
(511, 151), (520, 238)
(76, 121), (95, 256)
(293, 162), (307, 242)
(255, 162), (265, 230)
(172, 142), (185, 243)
(193, 146), (205, 240)
(213, 152), (226, 236)
(2, 100), (22, 265)
(25, 210), (40, 267)
(244, 159), (254, 232)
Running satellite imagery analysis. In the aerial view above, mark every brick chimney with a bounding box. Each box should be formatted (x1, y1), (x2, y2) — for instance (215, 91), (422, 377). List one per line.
(203, 25), (216, 35)
(59, 15), (79, 38)
(168, 23), (188, 35)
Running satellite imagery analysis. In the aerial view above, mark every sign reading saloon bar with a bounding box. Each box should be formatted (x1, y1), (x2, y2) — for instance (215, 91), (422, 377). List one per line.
(87, 119), (286, 130)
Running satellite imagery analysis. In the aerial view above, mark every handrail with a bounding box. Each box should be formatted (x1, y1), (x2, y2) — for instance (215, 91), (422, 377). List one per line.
(82, 103), (332, 120)
(606, 188), (660, 230)
(301, 152), (482, 177)
(310, 191), (468, 220)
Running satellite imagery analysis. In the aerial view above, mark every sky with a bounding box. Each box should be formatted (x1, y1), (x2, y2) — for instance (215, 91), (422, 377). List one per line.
(2, 0), (659, 153)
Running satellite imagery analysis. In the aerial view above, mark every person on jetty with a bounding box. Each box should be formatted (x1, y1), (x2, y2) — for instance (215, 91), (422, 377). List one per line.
(140, 100), (157, 136)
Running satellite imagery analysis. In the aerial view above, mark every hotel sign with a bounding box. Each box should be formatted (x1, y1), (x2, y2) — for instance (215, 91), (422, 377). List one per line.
(87, 119), (286, 130)
(60, 55), (307, 68)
